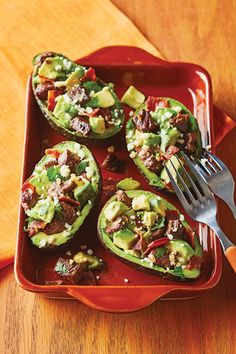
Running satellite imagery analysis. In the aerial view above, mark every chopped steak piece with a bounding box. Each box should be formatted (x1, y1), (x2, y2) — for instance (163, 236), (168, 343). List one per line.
(28, 220), (47, 237)
(170, 113), (190, 133)
(44, 159), (57, 169)
(44, 218), (65, 235)
(133, 110), (157, 133)
(166, 210), (179, 221)
(165, 219), (185, 238)
(98, 108), (112, 121)
(58, 195), (81, 207)
(115, 190), (132, 207)
(153, 253), (171, 268)
(106, 216), (126, 234)
(58, 149), (80, 172)
(61, 180), (76, 194)
(54, 258), (82, 284)
(150, 227), (166, 241)
(146, 96), (169, 112)
(35, 83), (55, 100)
(102, 153), (124, 173)
(61, 201), (77, 225)
(163, 145), (179, 160)
(21, 188), (38, 211)
(67, 85), (89, 104)
(70, 117), (91, 136)
(142, 156), (162, 173)
(184, 132), (198, 155)
(133, 235), (147, 252)
(187, 255), (203, 270)
(102, 178), (118, 198)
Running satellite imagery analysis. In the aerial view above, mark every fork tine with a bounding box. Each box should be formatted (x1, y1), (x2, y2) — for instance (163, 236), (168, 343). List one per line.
(205, 151), (224, 171)
(168, 158), (196, 205)
(182, 152), (213, 196)
(175, 155), (204, 201)
(164, 164), (192, 211)
(198, 159), (213, 175)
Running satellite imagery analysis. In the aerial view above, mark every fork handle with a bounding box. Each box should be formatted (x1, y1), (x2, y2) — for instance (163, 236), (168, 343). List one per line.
(209, 221), (236, 273)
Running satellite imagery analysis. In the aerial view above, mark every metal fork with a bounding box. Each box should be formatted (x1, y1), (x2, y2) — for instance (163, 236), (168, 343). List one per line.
(192, 151), (236, 219)
(164, 153), (236, 273)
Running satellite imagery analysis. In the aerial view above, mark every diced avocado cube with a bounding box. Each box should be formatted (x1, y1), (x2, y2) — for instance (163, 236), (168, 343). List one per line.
(104, 201), (129, 222)
(160, 155), (181, 184)
(121, 85), (145, 109)
(53, 95), (73, 127)
(26, 198), (55, 223)
(29, 171), (50, 196)
(124, 249), (141, 258)
(123, 209), (136, 231)
(132, 195), (150, 211)
(167, 240), (195, 262)
(160, 127), (180, 152)
(89, 116), (105, 134)
(116, 178), (140, 191)
(92, 87), (115, 108)
(73, 251), (103, 270)
(182, 268), (201, 279)
(38, 57), (65, 79)
(113, 228), (137, 250)
(141, 133), (161, 146)
(143, 211), (157, 227)
(64, 67), (84, 89)
(149, 198), (166, 216)
(73, 179), (94, 206)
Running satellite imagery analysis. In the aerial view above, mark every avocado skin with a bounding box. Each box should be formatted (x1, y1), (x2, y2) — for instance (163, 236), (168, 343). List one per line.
(27, 141), (102, 252)
(97, 190), (202, 281)
(32, 52), (125, 141)
(126, 98), (203, 194)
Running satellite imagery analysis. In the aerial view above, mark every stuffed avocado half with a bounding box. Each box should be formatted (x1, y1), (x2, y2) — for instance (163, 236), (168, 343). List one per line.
(21, 141), (101, 250)
(98, 190), (203, 280)
(32, 52), (124, 140)
(126, 96), (202, 192)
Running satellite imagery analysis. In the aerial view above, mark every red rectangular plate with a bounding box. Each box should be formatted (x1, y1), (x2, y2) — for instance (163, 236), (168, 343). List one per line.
(15, 46), (222, 312)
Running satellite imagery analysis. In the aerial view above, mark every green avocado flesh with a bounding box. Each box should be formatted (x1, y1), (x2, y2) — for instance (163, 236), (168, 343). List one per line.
(126, 97), (202, 192)
(22, 141), (101, 249)
(32, 52), (124, 140)
(98, 190), (203, 280)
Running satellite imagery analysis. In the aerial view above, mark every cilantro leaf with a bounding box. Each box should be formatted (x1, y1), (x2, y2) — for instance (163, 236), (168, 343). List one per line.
(47, 166), (64, 182)
(150, 216), (165, 231)
(154, 247), (167, 259)
(172, 266), (185, 279)
(75, 161), (87, 175)
(83, 81), (102, 93)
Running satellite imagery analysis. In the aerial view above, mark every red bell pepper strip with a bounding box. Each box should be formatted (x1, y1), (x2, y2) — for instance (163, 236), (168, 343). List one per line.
(80, 67), (96, 83)
(143, 237), (169, 256)
(146, 96), (169, 112)
(45, 149), (61, 158)
(21, 180), (35, 193)
(47, 90), (63, 111)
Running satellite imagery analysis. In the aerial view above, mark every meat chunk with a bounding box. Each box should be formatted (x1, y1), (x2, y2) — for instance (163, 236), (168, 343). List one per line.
(163, 145), (179, 160)
(102, 153), (124, 173)
(170, 113), (190, 133)
(187, 255), (203, 270)
(184, 132), (198, 155)
(133, 110), (157, 133)
(61, 180), (76, 194)
(150, 227), (166, 241)
(133, 235), (147, 252)
(102, 178), (118, 198)
(146, 96), (169, 112)
(61, 201), (77, 225)
(165, 219), (185, 239)
(106, 216), (126, 234)
(153, 253), (171, 268)
(58, 149), (80, 172)
(44, 159), (57, 169)
(67, 86), (89, 104)
(21, 187), (38, 211)
(58, 195), (81, 207)
(70, 117), (91, 136)
(142, 156), (162, 173)
(115, 190), (132, 207)
(27, 220), (47, 237)
(35, 83), (55, 100)
(54, 258), (82, 284)
(44, 218), (65, 235)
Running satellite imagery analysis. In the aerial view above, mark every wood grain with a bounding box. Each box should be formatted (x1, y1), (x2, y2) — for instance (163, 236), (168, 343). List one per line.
(1, 1), (236, 354)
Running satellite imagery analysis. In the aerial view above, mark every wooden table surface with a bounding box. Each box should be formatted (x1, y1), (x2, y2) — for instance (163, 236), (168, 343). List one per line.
(1, 1), (236, 353)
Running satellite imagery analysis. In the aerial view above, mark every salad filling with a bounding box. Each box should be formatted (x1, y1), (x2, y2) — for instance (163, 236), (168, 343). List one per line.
(126, 96), (202, 191)
(21, 141), (101, 249)
(98, 190), (203, 280)
(32, 52), (124, 139)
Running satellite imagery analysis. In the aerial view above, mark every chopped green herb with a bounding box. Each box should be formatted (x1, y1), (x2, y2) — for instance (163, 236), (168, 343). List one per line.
(172, 266), (185, 279)
(150, 216), (165, 230)
(47, 166), (64, 182)
(83, 81), (102, 93)
(154, 247), (167, 258)
(75, 161), (87, 175)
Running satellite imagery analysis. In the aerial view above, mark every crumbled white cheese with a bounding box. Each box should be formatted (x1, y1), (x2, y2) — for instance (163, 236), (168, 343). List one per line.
(157, 196), (161, 201)
(39, 239), (47, 248)
(77, 149), (85, 160)
(130, 215), (136, 220)
(76, 211), (81, 216)
(55, 64), (62, 71)
(69, 259), (75, 265)
(179, 214), (185, 221)
(129, 151), (137, 159)
(172, 106), (182, 113)
(87, 249), (93, 255)
(56, 178), (61, 185)
(167, 234), (174, 240)
(62, 230), (71, 237)
(60, 165), (70, 178)
(63, 58), (72, 70)
(85, 166), (93, 179)
(64, 94), (71, 104)
(89, 90), (95, 97)
(164, 111), (173, 119)
(88, 200), (92, 205)
(85, 106), (93, 114)
(129, 111), (134, 117)
(65, 223), (72, 230)
(127, 143), (135, 151)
